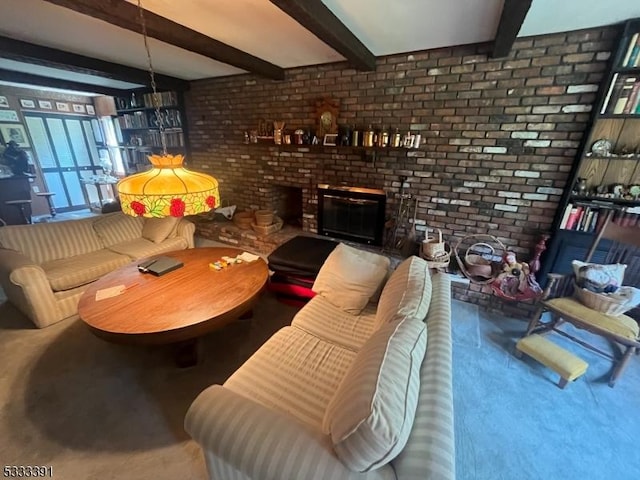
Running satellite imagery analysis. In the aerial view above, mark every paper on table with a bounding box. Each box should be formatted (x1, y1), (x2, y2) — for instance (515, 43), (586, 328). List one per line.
(95, 285), (126, 301)
(238, 252), (260, 263)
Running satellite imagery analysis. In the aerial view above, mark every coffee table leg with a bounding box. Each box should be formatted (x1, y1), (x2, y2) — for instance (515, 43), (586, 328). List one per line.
(174, 338), (200, 368)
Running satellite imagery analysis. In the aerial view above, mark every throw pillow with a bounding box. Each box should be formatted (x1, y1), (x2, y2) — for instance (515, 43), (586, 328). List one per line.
(93, 213), (144, 247)
(142, 217), (180, 244)
(312, 243), (390, 314)
(572, 260), (626, 293)
(323, 317), (426, 472)
(375, 256), (431, 328)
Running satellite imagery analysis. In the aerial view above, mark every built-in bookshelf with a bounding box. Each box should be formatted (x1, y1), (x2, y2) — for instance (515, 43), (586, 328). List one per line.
(113, 91), (187, 174)
(541, 18), (640, 280)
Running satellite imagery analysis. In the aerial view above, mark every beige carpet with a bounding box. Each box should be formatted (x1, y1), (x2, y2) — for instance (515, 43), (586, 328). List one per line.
(0, 285), (299, 479)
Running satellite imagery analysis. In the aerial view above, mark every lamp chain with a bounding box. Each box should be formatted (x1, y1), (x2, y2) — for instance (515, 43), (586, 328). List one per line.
(137, 0), (167, 155)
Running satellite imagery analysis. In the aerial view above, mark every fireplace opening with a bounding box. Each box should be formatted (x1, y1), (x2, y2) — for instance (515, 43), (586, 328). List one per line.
(317, 184), (386, 246)
(273, 185), (303, 228)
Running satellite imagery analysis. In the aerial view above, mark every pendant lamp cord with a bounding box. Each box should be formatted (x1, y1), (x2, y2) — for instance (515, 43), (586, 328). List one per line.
(137, 0), (168, 155)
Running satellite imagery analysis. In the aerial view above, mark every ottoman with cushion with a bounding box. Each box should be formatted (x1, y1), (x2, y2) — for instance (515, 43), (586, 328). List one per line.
(267, 235), (339, 305)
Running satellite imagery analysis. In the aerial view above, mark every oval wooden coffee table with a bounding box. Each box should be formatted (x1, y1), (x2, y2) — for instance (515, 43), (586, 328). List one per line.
(78, 247), (268, 365)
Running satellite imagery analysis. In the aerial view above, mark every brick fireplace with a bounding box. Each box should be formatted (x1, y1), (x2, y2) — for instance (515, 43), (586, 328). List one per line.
(184, 25), (616, 317)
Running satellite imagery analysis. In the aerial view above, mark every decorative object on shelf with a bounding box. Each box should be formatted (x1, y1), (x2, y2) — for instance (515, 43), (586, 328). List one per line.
(118, 0), (219, 218)
(315, 98), (339, 139)
(0, 96), (8, 108)
(273, 120), (284, 144)
(55, 102), (70, 112)
(323, 133), (338, 146)
(590, 138), (612, 156)
(573, 177), (588, 195)
(19, 99), (35, 109)
(363, 125), (374, 147)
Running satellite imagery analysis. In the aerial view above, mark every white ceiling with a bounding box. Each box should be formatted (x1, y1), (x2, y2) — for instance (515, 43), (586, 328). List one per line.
(0, 0), (639, 92)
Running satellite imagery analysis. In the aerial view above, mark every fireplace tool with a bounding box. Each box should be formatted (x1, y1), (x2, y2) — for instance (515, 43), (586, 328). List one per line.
(388, 177), (410, 250)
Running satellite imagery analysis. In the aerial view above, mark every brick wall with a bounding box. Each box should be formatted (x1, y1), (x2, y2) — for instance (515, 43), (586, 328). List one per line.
(184, 26), (617, 315)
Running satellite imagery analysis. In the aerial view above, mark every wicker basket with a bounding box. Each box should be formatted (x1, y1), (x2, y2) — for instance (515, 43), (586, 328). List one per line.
(574, 283), (629, 317)
(254, 209), (275, 226)
(251, 216), (283, 236)
(233, 211), (254, 230)
(422, 229), (446, 258)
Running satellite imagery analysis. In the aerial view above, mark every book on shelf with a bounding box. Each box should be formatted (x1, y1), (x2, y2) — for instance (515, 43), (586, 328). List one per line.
(622, 32), (640, 68)
(560, 203), (601, 233)
(559, 203), (573, 229)
(612, 77), (637, 114)
(600, 72), (618, 114)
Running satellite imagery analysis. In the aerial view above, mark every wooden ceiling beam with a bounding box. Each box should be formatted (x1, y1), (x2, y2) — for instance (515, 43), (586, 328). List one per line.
(491, 0), (532, 58)
(0, 36), (188, 91)
(270, 0), (376, 71)
(0, 68), (129, 97)
(42, 0), (285, 80)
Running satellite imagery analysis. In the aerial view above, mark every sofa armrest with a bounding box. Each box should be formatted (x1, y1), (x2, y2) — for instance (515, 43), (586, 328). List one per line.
(0, 248), (61, 328)
(393, 272), (455, 480)
(176, 219), (195, 248)
(185, 385), (394, 480)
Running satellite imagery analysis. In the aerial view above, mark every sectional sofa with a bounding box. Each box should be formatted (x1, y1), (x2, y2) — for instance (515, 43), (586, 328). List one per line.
(0, 212), (194, 328)
(185, 245), (455, 480)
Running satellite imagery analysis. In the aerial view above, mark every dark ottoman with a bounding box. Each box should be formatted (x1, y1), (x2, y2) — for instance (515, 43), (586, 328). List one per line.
(267, 236), (339, 305)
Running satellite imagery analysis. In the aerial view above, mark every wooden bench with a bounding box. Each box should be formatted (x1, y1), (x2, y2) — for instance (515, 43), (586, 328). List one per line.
(516, 334), (588, 389)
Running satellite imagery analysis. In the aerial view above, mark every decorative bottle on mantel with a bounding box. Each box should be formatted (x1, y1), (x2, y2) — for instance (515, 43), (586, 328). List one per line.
(363, 125), (375, 147)
(391, 128), (402, 147)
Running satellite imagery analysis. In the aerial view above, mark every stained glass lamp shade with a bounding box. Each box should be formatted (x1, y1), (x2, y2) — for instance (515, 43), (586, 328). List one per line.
(118, 154), (219, 217)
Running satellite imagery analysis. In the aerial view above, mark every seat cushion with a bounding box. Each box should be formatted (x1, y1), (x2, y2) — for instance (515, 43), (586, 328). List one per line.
(547, 297), (640, 340)
(375, 256), (432, 328)
(313, 243), (390, 315)
(224, 326), (356, 429)
(324, 317), (427, 472)
(292, 296), (377, 351)
(92, 212), (144, 247)
(268, 235), (339, 276)
(107, 237), (188, 260)
(42, 249), (130, 291)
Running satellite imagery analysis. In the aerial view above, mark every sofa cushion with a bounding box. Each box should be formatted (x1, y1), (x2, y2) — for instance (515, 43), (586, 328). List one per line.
(324, 317), (426, 472)
(142, 216), (180, 243)
(0, 217), (102, 264)
(224, 326), (356, 429)
(93, 213), (144, 247)
(313, 243), (390, 314)
(292, 296), (377, 351)
(107, 237), (188, 260)
(375, 256), (431, 328)
(42, 249), (130, 291)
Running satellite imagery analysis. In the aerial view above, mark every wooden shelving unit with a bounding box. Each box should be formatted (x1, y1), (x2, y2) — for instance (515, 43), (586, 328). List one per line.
(541, 18), (640, 280)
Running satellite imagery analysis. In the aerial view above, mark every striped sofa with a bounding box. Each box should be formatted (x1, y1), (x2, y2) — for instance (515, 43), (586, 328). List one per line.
(0, 212), (194, 328)
(185, 255), (455, 480)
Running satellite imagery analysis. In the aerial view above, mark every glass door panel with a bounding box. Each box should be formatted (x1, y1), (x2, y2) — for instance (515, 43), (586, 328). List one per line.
(43, 172), (69, 209)
(66, 119), (91, 166)
(24, 117), (56, 168)
(61, 171), (86, 205)
(46, 118), (75, 168)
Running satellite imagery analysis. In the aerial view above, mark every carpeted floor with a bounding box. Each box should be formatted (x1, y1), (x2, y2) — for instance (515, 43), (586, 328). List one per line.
(453, 299), (640, 480)
(1, 279), (639, 479)
(0, 287), (299, 480)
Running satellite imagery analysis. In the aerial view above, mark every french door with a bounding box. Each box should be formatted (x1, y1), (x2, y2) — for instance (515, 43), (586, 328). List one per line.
(24, 113), (108, 213)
